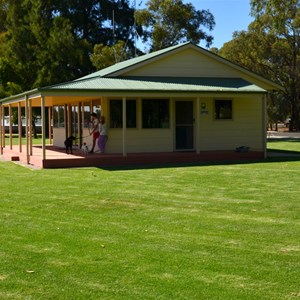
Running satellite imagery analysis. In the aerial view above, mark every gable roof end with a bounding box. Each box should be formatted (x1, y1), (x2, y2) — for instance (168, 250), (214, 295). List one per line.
(77, 41), (282, 92)
(77, 42), (191, 80)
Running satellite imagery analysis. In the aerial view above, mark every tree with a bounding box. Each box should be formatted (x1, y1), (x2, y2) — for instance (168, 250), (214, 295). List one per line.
(57, 0), (137, 73)
(219, 1), (300, 131)
(135, 0), (215, 51)
(91, 40), (128, 70)
(250, 0), (300, 131)
(1, 0), (138, 91)
(0, 0), (8, 33)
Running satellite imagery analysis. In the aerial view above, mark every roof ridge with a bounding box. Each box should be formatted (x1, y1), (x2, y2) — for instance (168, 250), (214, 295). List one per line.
(76, 41), (192, 81)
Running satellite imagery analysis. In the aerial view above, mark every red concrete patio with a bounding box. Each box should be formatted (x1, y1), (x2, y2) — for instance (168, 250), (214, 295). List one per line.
(1, 144), (264, 169)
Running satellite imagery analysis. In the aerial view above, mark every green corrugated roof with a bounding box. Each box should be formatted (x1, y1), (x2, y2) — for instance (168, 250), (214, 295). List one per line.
(42, 77), (265, 93)
(77, 42), (190, 80)
(75, 41), (282, 91)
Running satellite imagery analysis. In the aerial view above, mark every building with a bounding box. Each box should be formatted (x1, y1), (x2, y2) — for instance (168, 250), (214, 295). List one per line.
(0, 42), (282, 168)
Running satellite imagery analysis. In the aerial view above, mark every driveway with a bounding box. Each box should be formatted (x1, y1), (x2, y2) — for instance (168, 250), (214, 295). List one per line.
(267, 131), (300, 139)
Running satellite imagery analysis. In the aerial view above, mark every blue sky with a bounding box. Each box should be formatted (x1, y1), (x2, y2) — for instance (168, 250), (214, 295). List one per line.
(136, 0), (253, 49)
(192, 0), (253, 48)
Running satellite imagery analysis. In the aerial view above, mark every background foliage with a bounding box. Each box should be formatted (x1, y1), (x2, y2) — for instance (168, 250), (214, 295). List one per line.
(219, 0), (300, 131)
(1, 0), (300, 131)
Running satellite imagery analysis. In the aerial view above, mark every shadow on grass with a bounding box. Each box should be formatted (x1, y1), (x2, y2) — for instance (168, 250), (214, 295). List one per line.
(100, 155), (300, 172)
(267, 137), (300, 154)
(267, 137), (300, 143)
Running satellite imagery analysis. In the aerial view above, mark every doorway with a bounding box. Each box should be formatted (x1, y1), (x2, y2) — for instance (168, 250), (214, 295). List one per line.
(175, 101), (194, 150)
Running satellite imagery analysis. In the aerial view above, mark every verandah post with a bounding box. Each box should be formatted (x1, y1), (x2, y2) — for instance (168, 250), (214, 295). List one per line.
(18, 102), (22, 152)
(0, 104), (3, 155)
(29, 99), (33, 155)
(2, 105), (5, 148)
(262, 94), (267, 159)
(48, 107), (52, 145)
(122, 97), (127, 157)
(9, 104), (13, 150)
(25, 95), (30, 165)
(196, 97), (200, 154)
(41, 95), (46, 161)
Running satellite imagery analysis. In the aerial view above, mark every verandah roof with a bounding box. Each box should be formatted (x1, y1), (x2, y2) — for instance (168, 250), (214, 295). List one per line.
(42, 77), (266, 93)
(0, 76), (266, 107)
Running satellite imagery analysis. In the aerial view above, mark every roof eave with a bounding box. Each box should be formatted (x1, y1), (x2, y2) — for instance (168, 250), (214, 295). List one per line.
(41, 88), (267, 95)
(0, 88), (41, 105)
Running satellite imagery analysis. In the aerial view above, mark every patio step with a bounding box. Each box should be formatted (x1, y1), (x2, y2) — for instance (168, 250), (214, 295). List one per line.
(11, 156), (20, 161)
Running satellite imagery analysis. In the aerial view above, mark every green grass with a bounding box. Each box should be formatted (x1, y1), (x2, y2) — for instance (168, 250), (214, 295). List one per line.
(5, 136), (49, 146)
(4, 135), (50, 146)
(0, 158), (299, 300)
(267, 138), (300, 153)
(1, 137), (300, 299)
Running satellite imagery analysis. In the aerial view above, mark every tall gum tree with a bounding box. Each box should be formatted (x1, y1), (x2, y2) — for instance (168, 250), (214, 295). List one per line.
(135, 0), (215, 51)
(250, 0), (300, 131)
(1, 0), (138, 91)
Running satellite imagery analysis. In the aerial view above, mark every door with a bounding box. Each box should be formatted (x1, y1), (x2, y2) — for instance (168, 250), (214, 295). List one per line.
(175, 101), (194, 150)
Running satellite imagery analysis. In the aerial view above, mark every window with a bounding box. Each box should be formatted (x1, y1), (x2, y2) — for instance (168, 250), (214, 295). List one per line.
(92, 100), (101, 118)
(53, 106), (65, 128)
(215, 100), (232, 120)
(109, 99), (137, 128)
(126, 100), (137, 128)
(142, 99), (169, 128)
(83, 102), (91, 128)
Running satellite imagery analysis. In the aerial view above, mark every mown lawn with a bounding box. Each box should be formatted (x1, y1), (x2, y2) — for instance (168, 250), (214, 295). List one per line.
(4, 135), (50, 146)
(0, 153), (300, 299)
(267, 138), (300, 153)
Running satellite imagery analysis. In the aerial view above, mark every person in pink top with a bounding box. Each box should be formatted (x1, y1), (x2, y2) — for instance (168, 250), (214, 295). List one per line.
(89, 113), (99, 153)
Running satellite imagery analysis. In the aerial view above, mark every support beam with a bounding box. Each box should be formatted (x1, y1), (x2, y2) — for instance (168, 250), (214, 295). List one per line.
(0, 105), (3, 155)
(1, 105), (5, 148)
(9, 105), (12, 150)
(25, 96), (30, 165)
(122, 97), (127, 157)
(262, 94), (267, 159)
(196, 97), (200, 154)
(41, 96), (46, 161)
(48, 107), (52, 144)
(29, 99), (33, 155)
(78, 102), (82, 147)
(64, 104), (68, 139)
(18, 102), (22, 152)
(67, 104), (71, 138)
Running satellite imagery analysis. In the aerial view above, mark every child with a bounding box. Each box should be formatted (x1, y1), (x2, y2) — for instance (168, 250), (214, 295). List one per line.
(97, 116), (108, 153)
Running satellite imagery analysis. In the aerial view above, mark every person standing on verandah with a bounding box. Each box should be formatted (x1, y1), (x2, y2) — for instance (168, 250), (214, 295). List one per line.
(89, 113), (99, 153)
(97, 116), (108, 153)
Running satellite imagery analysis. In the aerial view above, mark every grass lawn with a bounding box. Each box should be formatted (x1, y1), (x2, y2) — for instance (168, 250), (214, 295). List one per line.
(267, 138), (300, 153)
(0, 150), (300, 299)
(4, 135), (50, 146)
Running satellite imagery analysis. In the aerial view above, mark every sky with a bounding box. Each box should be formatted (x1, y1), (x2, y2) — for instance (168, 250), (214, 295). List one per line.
(136, 0), (254, 50)
(193, 0), (254, 48)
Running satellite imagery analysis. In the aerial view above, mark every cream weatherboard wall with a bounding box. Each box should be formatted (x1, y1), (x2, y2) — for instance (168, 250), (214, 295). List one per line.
(122, 48), (241, 78)
(102, 95), (265, 154)
(198, 95), (264, 151)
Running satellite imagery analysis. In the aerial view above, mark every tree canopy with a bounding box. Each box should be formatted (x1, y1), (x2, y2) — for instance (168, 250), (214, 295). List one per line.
(219, 0), (300, 131)
(0, 0), (137, 94)
(135, 0), (215, 51)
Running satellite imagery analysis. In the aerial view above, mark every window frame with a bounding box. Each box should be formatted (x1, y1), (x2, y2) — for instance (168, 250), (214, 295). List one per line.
(142, 99), (170, 129)
(214, 99), (233, 120)
(109, 99), (137, 129)
(53, 105), (65, 128)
